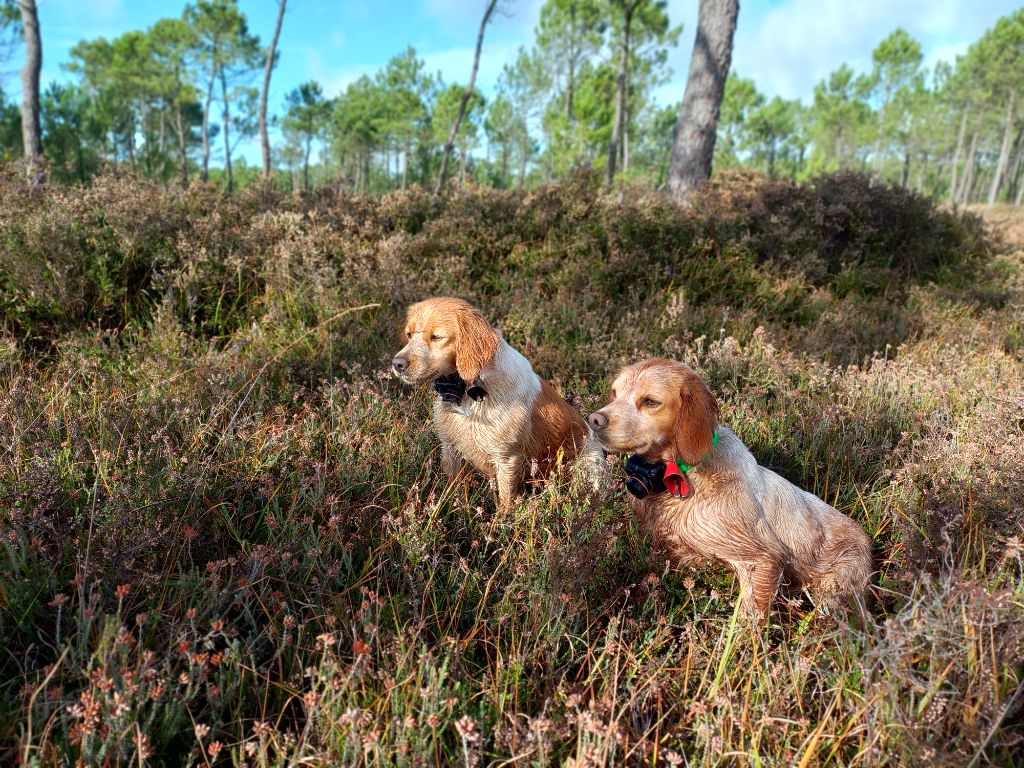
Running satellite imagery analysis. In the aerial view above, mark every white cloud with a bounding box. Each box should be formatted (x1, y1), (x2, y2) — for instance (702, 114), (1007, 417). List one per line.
(303, 48), (368, 97)
(651, 0), (1021, 108)
(302, 37), (521, 101)
(424, 0), (545, 35)
(420, 39), (520, 91)
(924, 40), (969, 71)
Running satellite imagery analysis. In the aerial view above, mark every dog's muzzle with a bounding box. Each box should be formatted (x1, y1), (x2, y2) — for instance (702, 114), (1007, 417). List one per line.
(624, 455), (693, 499)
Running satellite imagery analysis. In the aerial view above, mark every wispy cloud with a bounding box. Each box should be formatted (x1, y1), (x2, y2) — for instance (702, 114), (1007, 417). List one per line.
(420, 39), (520, 91)
(655, 0), (1020, 107)
(303, 48), (369, 98)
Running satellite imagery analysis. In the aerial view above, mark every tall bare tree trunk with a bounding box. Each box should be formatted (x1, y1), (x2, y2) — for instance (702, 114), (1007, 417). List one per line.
(201, 68), (216, 181)
(174, 103), (189, 186)
(666, 0), (739, 203)
(220, 67), (234, 192)
(958, 125), (980, 205)
(303, 136), (311, 190)
(988, 93), (1015, 207)
(1015, 160), (1024, 206)
(260, 0), (286, 181)
(1009, 130), (1024, 206)
(566, 3), (576, 124)
(434, 0), (498, 195)
(949, 110), (967, 204)
(19, 0), (43, 184)
(607, 1), (640, 187)
(126, 116), (137, 169)
(402, 138), (409, 190)
(518, 138), (528, 189)
(618, 99), (626, 174)
(967, 151), (983, 204)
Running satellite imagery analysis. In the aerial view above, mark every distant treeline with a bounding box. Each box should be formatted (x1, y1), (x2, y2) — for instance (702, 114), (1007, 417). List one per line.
(0, 1), (1021, 203)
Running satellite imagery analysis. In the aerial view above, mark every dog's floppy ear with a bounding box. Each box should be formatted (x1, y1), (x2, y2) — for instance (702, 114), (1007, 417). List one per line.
(454, 306), (499, 382)
(673, 368), (720, 465)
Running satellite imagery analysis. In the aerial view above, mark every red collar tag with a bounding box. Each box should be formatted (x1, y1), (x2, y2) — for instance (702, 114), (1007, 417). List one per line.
(663, 460), (693, 499)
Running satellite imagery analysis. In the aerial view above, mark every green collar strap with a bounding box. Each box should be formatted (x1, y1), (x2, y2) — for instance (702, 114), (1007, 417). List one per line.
(676, 429), (719, 473)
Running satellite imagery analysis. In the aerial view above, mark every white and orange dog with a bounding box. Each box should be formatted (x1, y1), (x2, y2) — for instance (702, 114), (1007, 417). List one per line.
(588, 358), (872, 618)
(391, 297), (602, 510)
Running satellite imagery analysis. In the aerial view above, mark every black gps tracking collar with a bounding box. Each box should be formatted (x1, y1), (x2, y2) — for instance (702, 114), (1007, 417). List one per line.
(623, 455), (693, 500)
(432, 373), (487, 404)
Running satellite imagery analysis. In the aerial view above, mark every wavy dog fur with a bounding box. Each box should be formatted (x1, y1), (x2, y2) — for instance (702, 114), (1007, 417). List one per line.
(392, 297), (602, 510)
(589, 358), (873, 618)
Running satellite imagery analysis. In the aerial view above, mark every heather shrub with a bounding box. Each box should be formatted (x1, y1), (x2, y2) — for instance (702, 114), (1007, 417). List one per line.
(0, 168), (1021, 766)
(1, 167), (993, 367)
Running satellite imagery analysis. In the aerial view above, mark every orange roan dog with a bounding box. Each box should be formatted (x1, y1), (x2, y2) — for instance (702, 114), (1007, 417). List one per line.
(588, 358), (872, 618)
(391, 297), (602, 511)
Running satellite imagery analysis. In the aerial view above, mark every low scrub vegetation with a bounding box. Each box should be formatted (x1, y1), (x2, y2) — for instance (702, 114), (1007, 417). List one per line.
(0, 168), (1021, 766)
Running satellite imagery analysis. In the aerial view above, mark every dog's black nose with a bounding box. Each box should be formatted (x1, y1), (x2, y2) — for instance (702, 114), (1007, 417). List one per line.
(392, 356), (409, 374)
(588, 411), (608, 431)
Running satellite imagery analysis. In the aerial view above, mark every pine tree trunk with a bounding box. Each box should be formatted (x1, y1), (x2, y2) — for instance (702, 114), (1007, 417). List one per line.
(623, 98), (630, 173)
(666, 0), (739, 203)
(175, 102), (189, 186)
(518, 138), (528, 189)
(260, 0), (287, 180)
(220, 67), (233, 193)
(303, 135), (311, 190)
(19, 0), (43, 184)
(402, 138), (409, 190)
(1008, 129), (1024, 205)
(202, 67), (216, 181)
(967, 150), (983, 204)
(607, 1), (637, 187)
(988, 93), (1015, 207)
(949, 110), (967, 204)
(434, 0), (498, 194)
(126, 115), (137, 169)
(958, 126), (980, 205)
(566, 10), (576, 125)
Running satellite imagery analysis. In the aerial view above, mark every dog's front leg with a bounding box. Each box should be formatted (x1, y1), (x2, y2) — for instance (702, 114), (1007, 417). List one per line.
(736, 556), (784, 620)
(441, 443), (468, 484)
(494, 455), (525, 512)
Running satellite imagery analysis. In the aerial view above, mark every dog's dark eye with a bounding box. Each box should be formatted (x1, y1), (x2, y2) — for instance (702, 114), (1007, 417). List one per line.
(641, 397), (660, 409)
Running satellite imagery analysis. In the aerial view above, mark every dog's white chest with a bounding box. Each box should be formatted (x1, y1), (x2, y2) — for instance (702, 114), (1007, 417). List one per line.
(434, 390), (534, 474)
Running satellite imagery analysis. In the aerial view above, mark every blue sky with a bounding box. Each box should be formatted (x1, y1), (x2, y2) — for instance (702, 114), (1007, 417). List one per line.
(2, 0), (1021, 164)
